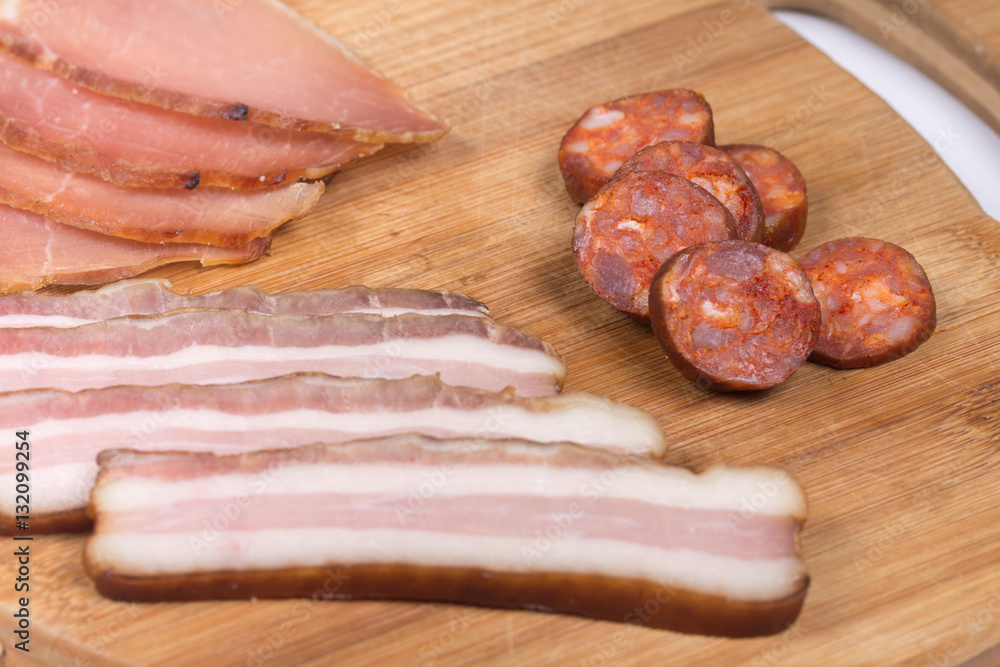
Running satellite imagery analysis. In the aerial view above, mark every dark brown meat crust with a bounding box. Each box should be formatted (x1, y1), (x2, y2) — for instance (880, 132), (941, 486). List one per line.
(87, 562), (808, 638)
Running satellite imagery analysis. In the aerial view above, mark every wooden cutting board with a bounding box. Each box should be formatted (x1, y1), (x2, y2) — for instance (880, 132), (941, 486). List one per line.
(2, 0), (1000, 664)
(766, 0), (1000, 136)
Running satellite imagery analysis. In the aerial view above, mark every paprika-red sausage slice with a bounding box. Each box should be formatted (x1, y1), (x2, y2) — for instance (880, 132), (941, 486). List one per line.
(798, 237), (936, 368)
(574, 171), (737, 323)
(720, 144), (807, 251)
(558, 90), (715, 204)
(649, 240), (821, 391)
(615, 141), (765, 243)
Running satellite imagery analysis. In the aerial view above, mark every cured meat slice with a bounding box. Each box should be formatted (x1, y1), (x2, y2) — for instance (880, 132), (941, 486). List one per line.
(0, 374), (667, 533)
(799, 237), (936, 368)
(649, 241), (820, 391)
(0, 141), (323, 246)
(719, 144), (807, 252)
(559, 90), (714, 204)
(0, 205), (269, 293)
(573, 170), (737, 322)
(84, 435), (809, 637)
(0, 53), (382, 190)
(614, 141), (765, 243)
(0, 279), (489, 328)
(0, 310), (566, 396)
(0, 0), (447, 142)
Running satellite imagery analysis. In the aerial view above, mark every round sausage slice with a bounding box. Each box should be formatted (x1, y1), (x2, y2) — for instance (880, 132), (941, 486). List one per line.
(720, 144), (807, 251)
(799, 237), (936, 368)
(649, 240), (820, 391)
(558, 90), (714, 204)
(615, 141), (765, 243)
(574, 170), (737, 323)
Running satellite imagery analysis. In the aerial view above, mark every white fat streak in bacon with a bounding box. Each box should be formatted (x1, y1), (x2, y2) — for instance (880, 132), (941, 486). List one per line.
(1, 335), (565, 393)
(0, 279), (489, 328)
(87, 530), (805, 601)
(91, 462), (805, 519)
(0, 307), (481, 328)
(0, 395), (665, 515)
(22, 402), (662, 453)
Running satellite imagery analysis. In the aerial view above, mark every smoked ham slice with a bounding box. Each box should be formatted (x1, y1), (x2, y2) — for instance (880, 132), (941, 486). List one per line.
(0, 53), (382, 190)
(0, 141), (323, 246)
(0, 279), (489, 328)
(0, 310), (566, 395)
(84, 435), (808, 637)
(0, 205), (269, 292)
(0, 0), (448, 142)
(0, 374), (667, 533)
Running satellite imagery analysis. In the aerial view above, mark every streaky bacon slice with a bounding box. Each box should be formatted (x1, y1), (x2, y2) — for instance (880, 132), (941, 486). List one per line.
(0, 279), (490, 328)
(0, 205), (270, 293)
(0, 310), (566, 395)
(0, 0), (448, 142)
(0, 53), (382, 190)
(0, 141), (323, 246)
(84, 435), (808, 637)
(0, 373), (667, 533)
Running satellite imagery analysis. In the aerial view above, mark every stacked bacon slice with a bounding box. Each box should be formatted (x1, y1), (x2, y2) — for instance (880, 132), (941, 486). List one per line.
(0, 278), (808, 636)
(0, 0), (448, 292)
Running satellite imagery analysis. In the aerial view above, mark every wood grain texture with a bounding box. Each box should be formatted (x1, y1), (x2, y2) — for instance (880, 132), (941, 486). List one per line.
(766, 0), (1000, 135)
(1, 0), (999, 665)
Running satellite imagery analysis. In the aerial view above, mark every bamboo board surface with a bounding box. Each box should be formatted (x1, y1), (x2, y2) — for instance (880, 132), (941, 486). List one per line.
(1, 0), (1000, 665)
(766, 0), (1000, 136)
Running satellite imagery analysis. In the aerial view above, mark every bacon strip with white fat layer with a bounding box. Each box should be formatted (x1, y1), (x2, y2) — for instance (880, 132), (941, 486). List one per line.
(0, 279), (489, 328)
(0, 374), (666, 532)
(0, 310), (566, 395)
(84, 435), (808, 637)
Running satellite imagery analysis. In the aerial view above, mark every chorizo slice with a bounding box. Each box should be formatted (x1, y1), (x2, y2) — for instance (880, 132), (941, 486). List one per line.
(574, 171), (737, 323)
(720, 144), (807, 251)
(558, 90), (714, 204)
(615, 141), (765, 243)
(798, 237), (936, 368)
(649, 240), (821, 391)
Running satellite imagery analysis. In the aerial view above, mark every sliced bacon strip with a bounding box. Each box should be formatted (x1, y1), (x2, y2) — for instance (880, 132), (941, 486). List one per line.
(0, 310), (566, 395)
(0, 53), (381, 190)
(0, 205), (269, 293)
(0, 373), (666, 533)
(0, 0), (447, 142)
(0, 279), (489, 328)
(84, 435), (808, 637)
(0, 141), (322, 246)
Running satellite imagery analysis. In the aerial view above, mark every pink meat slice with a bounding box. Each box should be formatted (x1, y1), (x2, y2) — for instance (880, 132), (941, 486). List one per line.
(83, 435), (809, 636)
(0, 205), (270, 293)
(0, 53), (382, 190)
(0, 0), (448, 142)
(0, 280), (490, 328)
(0, 141), (322, 247)
(0, 310), (567, 395)
(0, 374), (667, 531)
